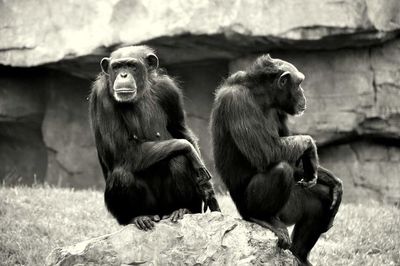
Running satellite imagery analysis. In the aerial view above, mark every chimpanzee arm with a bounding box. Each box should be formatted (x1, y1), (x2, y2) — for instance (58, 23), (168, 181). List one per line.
(317, 166), (343, 210)
(153, 77), (220, 212)
(156, 77), (201, 154)
(134, 139), (220, 212)
(89, 81), (114, 180)
(220, 86), (318, 177)
(136, 139), (204, 171)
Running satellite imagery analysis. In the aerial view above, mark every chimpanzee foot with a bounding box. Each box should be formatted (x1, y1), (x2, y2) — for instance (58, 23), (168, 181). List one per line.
(249, 217), (291, 249)
(297, 259), (313, 266)
(132, 215), (160, 231)
(162, 208), (190, 223)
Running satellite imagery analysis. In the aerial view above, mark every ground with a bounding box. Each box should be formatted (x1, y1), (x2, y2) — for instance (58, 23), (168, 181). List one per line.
(0, 186), (399, 266)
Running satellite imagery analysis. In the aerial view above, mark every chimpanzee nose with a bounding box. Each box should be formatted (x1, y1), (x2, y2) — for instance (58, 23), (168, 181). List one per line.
(120, 72), (128, 78)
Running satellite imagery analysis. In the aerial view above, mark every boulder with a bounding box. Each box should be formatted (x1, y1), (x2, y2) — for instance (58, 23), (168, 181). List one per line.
(45, 212), (297, 265)
(1, 0), (400, 71)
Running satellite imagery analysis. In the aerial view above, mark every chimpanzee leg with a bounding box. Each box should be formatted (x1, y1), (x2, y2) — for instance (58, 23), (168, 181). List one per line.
(295, 166), (342, 230)
(284, 185), (332, 265)
(139, 140), (220, 211)
(244, 162), (294, 248)
(163, 156), (202, 217)
(104, 166), (157, 225)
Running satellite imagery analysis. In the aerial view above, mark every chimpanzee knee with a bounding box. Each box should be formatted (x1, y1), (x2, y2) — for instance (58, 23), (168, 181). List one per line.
(105, 167), (156, 225)
(245, 162), (293, 217)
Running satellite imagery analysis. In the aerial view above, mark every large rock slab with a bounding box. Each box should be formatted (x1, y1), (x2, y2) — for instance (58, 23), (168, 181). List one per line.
(319, 140), (400, 205)
(46, 212), (297, 265)
(1, 0), (400, 69)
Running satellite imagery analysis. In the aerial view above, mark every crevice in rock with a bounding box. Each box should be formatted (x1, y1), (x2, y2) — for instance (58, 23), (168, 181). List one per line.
(0, 46), (35, 52)
(220, 223), (238, 247)
(368, 46), (378, 105)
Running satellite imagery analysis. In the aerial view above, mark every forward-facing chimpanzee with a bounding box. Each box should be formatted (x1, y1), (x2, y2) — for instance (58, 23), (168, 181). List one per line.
(89, 45), (220, 230)
(210, 55), (342, 265)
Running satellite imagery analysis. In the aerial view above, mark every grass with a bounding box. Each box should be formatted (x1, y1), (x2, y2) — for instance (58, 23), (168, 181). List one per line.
(0, 186), (399, 266)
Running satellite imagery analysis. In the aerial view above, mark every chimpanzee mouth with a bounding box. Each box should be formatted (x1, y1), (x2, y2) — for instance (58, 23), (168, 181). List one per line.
(113, 88), (137, 102)
(295, 105), (306, 116)
(114, 88), (137, 94)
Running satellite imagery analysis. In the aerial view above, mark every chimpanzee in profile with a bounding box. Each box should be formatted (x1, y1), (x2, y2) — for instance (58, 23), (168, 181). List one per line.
(210, 55), (343, 265)
(89, 45), (220, 230)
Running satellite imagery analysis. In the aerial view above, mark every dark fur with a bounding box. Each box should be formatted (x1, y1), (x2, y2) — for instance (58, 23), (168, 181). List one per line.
(90, 46), (214, 225)
(211, 55), (342, 265)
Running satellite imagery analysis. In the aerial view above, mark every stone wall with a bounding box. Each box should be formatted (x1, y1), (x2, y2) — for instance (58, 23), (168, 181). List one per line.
(1, 0), (399, 204)
(0, 68), (47, 185)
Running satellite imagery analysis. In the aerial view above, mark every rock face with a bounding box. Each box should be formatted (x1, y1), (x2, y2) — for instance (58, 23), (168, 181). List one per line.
(45, 213), (297, 266)
(320, 141), (400, 205)
(1, 0), (400, 69)
(0, 68), (47, 185)
(42, 72), (104, 188)
(0, 1), (399, 203)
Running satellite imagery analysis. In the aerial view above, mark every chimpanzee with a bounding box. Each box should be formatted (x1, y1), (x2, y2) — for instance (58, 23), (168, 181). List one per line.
(89, 45), (220, 230)
(210, 54), (342, 265)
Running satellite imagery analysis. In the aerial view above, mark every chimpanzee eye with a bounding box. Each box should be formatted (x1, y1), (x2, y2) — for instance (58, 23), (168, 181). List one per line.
(127, 62), (137, 71)
(111, 63), (121, 70)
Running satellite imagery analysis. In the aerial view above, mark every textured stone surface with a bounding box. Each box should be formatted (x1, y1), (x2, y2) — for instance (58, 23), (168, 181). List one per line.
(42, 72), (104, 188)
(1, 0), (400, 69)
(320, 140), (400, 205)
(0, 0), (399, 203)
(0, 69), (47, 184)
(46, 212), (297, 266)
(230, 38), (400, 144)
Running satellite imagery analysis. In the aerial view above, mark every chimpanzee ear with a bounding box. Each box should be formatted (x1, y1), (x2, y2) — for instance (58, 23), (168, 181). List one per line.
(146, 53), (159, 70)
(278, 71), (291, 89)
(100, 57), (110, 75)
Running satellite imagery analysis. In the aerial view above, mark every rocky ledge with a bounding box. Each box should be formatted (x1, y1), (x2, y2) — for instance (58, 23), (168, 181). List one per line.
(45, 212), (297, 265)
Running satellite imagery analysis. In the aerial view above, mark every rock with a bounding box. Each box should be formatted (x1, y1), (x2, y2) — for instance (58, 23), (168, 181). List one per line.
(0, 68), (47, 185)
(230, 38), (400, 144)
(319, 140), (400, 205)
(0, 68), (46, 123)
(42, 71), (104, 188)
(1, 0), (400, 70)
(1, 0), (400, 202)
(365, 38), (400, 139)
(45, 212), (297, 266)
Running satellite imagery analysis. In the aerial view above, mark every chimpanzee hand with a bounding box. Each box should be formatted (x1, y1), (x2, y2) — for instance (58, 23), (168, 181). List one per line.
(162, 208), (190, 222)
(196, 167), (221, 212)
(295, 136), (319, 188)
(132, 215), (160, 231)
(297, 176), (318, 188)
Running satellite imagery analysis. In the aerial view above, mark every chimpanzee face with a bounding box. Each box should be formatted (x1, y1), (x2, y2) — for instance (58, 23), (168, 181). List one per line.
(274, 59), (306, 116)
(100, 46), (159, 103)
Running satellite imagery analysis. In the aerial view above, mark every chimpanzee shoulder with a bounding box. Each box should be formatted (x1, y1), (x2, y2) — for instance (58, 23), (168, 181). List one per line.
(151, 73), (185, 121)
